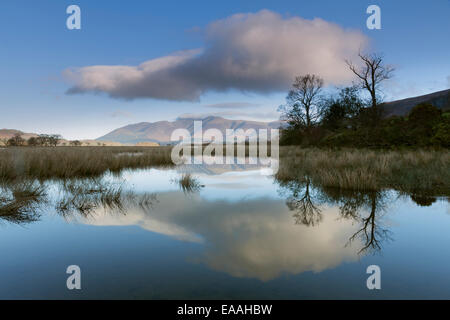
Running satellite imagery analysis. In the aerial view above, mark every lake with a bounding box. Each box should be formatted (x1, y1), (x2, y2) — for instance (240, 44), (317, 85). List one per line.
(1, 162), (449, 299)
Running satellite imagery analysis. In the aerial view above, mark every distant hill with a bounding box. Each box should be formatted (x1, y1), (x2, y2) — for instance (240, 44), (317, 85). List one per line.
(0, 129), (38, 141)
(382, 89), (450, 117)
(97, 116), (283, 144)
(0, 129), (123, 147)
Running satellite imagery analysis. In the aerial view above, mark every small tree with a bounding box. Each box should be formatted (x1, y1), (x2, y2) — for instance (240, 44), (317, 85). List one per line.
(321, 86), (365, 130)
(69, 140), (82, 146)
(279, 74), (324, 129)
(27, 136), (40, 147)
(48, 134), (62, 147)
(7, 133), (25, 147)
(37, 134), (50, 146)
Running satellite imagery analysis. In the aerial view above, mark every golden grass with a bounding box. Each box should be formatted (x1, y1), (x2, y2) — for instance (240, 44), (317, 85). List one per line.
(277, 147), (450, 194)
(0, 146), (173, 181)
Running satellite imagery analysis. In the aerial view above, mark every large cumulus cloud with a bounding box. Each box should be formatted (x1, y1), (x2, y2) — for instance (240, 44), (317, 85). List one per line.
(65, 10), (368, 101)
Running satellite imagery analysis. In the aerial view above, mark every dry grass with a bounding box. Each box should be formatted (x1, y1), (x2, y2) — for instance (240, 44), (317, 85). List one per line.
(0, 146), (173, 181)
(277, 147), (450, 194)
(0, 180), (45, 223)
(176, 173), (202, 194)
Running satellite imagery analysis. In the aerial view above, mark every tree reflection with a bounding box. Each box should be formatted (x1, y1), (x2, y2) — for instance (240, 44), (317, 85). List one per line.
(343, 191), (392, 254)
(278, 177), (393, 255)
(410, 193), (437, 207)
(283, 178), (322, 226)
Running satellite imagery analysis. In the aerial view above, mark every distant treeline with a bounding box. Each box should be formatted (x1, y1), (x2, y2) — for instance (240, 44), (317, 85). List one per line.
(278, 52), (450, 148)
(2, 133), (83, 147)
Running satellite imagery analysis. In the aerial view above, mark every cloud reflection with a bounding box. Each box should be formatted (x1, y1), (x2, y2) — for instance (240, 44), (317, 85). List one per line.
(81, 191), (362, 281)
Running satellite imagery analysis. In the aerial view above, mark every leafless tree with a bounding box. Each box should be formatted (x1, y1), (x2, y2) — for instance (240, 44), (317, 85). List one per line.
(284, 178), (323, 227)
(279, 74), (324, 129)
(346, 52), (394, 110)
(344, 191), (392, 255)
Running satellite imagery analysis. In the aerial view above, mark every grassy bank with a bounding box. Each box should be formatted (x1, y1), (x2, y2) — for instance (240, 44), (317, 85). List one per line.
(276, 147), (450, 194)
(0, 146), (173, 181)
(1, 146), (449, 195)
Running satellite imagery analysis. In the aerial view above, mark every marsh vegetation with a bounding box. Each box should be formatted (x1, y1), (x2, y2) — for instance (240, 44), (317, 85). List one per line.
(277, 147), (450, 195)
(0, 146), (173, 181)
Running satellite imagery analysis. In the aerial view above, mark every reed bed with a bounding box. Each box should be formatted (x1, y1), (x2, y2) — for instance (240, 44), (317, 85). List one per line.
(276, 147), (450, 194)
(0, 146), (173, 181)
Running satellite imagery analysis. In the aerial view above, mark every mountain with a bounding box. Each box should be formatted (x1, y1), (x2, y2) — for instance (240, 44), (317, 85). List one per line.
(0, 129), (123, 147)
(97, 116), (283, 144)
(382, 89), (450, 117)
(0, 129), (38, 141)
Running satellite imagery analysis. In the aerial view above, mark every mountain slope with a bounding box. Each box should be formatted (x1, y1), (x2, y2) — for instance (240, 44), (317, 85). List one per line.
(382, 89), (450, 117)
(0, 129), (38, 141)
(97, 116), (283, 144)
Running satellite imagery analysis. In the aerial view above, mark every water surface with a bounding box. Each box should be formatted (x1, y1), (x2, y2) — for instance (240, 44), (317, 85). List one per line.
(1, 164), (449, 299)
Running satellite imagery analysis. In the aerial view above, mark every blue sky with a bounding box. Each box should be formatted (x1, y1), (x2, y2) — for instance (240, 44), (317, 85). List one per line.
(0, 0), (449, 139)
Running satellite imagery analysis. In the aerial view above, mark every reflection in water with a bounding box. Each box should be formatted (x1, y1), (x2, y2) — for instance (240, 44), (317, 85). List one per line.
(0, 180), (45, 225)
(1, 164), (448, 283)
(81, 191), (362, 281)
(279, 178), (322, 226)
(278, 177), (393, 255)
(410, 194), (437, 207)
(172, 173), (203, 194)
(55, 178), (157, 221)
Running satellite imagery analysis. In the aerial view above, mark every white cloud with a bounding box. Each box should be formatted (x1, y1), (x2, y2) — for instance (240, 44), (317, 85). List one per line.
(65, 10), (368, 101)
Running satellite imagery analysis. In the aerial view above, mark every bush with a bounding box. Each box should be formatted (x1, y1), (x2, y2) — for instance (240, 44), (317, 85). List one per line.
(431, 113), (450, 147)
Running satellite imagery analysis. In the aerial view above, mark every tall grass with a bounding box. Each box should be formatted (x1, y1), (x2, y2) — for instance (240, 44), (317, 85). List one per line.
(0, 146), (173, 181)
(277, 147), (450, 194)
(175, 173), (202, 194)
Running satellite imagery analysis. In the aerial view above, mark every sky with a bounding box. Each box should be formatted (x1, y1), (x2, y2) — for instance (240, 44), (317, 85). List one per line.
(0, 0), (449, 140)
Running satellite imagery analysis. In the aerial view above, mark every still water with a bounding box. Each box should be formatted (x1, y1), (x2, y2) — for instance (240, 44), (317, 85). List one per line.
(1, 163), (450, 299)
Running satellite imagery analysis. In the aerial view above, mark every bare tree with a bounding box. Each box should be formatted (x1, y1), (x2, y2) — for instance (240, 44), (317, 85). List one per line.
(286, 178), (322, 227)
(346, 52), (394, 110)
(279, 74), (324, 129)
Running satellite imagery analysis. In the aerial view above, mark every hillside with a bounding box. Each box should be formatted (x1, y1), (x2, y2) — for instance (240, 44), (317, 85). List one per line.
(0, 129), (38, 141)
(97, 116), (283, 144)
(382, 89), (450, 117)
(0, 129), (124, 147)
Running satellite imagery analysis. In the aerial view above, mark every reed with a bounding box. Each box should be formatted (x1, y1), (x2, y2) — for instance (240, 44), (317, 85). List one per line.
(276, 147), (450, 194)
(0, 146), (173, 181)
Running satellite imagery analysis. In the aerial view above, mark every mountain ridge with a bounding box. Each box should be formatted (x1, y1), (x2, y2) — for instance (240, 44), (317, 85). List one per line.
(381, 88), (450, 117)
(97, 116), (283, 144)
